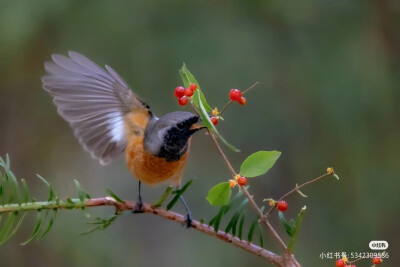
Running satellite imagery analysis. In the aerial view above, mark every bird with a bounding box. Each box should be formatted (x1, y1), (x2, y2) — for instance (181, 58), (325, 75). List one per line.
(41, 51), (203, 225)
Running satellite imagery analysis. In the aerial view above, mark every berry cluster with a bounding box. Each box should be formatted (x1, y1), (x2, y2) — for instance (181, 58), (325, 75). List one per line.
(174, 86), (249, 126)
(229, 89), (247, 105)
(174, 83), (197, 106)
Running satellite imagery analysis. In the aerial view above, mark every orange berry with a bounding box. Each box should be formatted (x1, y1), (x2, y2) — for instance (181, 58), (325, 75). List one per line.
(372, 257), (382, 264)
(237, 176), (247, 186)
(277, 200), (288, 212)
(238, 97), (247, 105)
(178, 96), (188, 106)
(189, 83), (197, 91)
(210, 116), (218, 125)
(184, 88), (194, 97)
(336, 259), (344, 267)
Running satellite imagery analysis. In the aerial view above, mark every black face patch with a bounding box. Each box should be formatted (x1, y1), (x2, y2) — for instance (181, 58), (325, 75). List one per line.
(157, 116), (199, 162)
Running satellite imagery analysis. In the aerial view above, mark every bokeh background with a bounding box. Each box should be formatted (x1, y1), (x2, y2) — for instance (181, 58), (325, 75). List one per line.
(0, 1), (399, 266)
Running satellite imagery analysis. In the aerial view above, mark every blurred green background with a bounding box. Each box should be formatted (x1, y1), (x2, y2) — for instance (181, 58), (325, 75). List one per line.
(0, 1), (399, 266)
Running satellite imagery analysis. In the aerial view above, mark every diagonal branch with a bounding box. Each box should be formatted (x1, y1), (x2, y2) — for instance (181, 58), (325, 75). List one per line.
(208, 132), (288, 252)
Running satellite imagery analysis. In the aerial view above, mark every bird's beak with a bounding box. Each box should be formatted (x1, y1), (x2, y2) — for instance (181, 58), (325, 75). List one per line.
(190, 122), (204, 131)
(189, 116), (206, 134)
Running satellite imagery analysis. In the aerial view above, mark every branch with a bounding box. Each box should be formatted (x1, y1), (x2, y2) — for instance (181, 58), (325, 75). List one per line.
(0, 197), (293, 266)
(208, 132), (288, 250)
(265, 172), (333, 218)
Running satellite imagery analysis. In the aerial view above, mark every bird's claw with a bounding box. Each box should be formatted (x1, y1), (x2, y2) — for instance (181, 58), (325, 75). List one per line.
(133, 201), (144, 213)
(185, 213), (193, 228)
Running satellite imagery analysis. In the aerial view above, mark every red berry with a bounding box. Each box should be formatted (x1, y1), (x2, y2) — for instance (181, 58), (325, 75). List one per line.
(174, 86), (185, 98)
(237, 176), (247, 186)
(229, 89), (242, 101)
(238, 97), (247, 105)
(336, 259), (345, 267)
(277, 200), (288, 212)
(210, 116), (218, 125)
(178, 96), (188, 106)
(190, 83), (197, 91)
(372, 257), (382, 264)
(184, 88), (194, 97)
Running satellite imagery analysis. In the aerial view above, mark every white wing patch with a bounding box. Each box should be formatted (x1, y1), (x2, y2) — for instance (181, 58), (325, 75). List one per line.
(42, 51), (147, 165)
(108, 111), (125, 143)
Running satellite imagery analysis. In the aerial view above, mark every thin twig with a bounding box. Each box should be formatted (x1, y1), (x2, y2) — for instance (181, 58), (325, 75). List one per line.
(265, 173), (331, 218)
(347, 257), (367, 265)
(219, 82), (259, 116)
(208, 133), (236, 176)
(242, 81), (260, 94)
(218, 100), (233, 117)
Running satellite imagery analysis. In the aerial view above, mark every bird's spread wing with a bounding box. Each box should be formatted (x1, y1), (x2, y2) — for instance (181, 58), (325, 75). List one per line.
(42, 51), (152, 165)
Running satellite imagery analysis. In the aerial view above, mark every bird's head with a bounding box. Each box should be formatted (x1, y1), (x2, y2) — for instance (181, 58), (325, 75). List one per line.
(143, 111), (203, 162)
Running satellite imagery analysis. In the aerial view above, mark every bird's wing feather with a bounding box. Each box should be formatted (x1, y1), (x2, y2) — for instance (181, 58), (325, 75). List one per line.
(42, 51), (151, 165)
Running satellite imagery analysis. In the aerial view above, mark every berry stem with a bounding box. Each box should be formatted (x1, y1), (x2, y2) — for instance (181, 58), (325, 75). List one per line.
(265, 172), (332, 218)
(219, 82), (260, 116)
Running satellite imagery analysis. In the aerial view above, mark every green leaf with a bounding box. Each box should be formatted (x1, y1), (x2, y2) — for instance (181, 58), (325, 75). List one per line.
(247, 217), (258, 243)
(152, 186), (173, 208)
(206, 182), (231, 206)
(196, 89), (240, 152)
(179, 63), (212, 112)
(208, 188), (245, 232)
(333, 174), (340, 180)
(278, 211), (294, 237)
(36, 174), (55, 201)
(167, 180), (193, 210)
(40, 209), (58, 238)
(240, 151), (281, 177)
(225, 198), (248, 235)
(247, 206), (264, 243)
(288, 206), (307, 252)
(21, 212), (44, 246)
(238, 212), (246, 240)
(106, 189), (124, 203)
(21, 179), (30, 203)
(213, 206), (228, 232)
(179, 63), (239, 152)
(6, 212), (27, 244)
(258, 224), (264, 248)
(80, 215), (118, 235)
(0, 211), (18, 244)
(295, 184), (308, 198)
(74, 180), (91, 202)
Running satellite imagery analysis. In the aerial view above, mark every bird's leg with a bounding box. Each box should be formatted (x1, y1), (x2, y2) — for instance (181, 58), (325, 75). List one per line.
(133, 181), (144, 213)
(180, 195), (193, 228)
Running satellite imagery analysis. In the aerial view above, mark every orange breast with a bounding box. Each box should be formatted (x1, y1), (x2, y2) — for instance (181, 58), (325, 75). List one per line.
(125, 136), (189, 186)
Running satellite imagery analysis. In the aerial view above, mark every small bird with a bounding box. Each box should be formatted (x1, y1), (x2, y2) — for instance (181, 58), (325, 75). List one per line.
(42, 51), (203, 224)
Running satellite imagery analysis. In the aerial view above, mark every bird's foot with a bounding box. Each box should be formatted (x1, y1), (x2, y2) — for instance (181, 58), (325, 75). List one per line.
(185, 213), (193, 228)
(133, 196), (144, 213)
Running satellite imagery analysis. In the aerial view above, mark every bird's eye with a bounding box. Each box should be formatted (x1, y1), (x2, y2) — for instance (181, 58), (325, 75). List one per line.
(177, 122), (185, 129)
